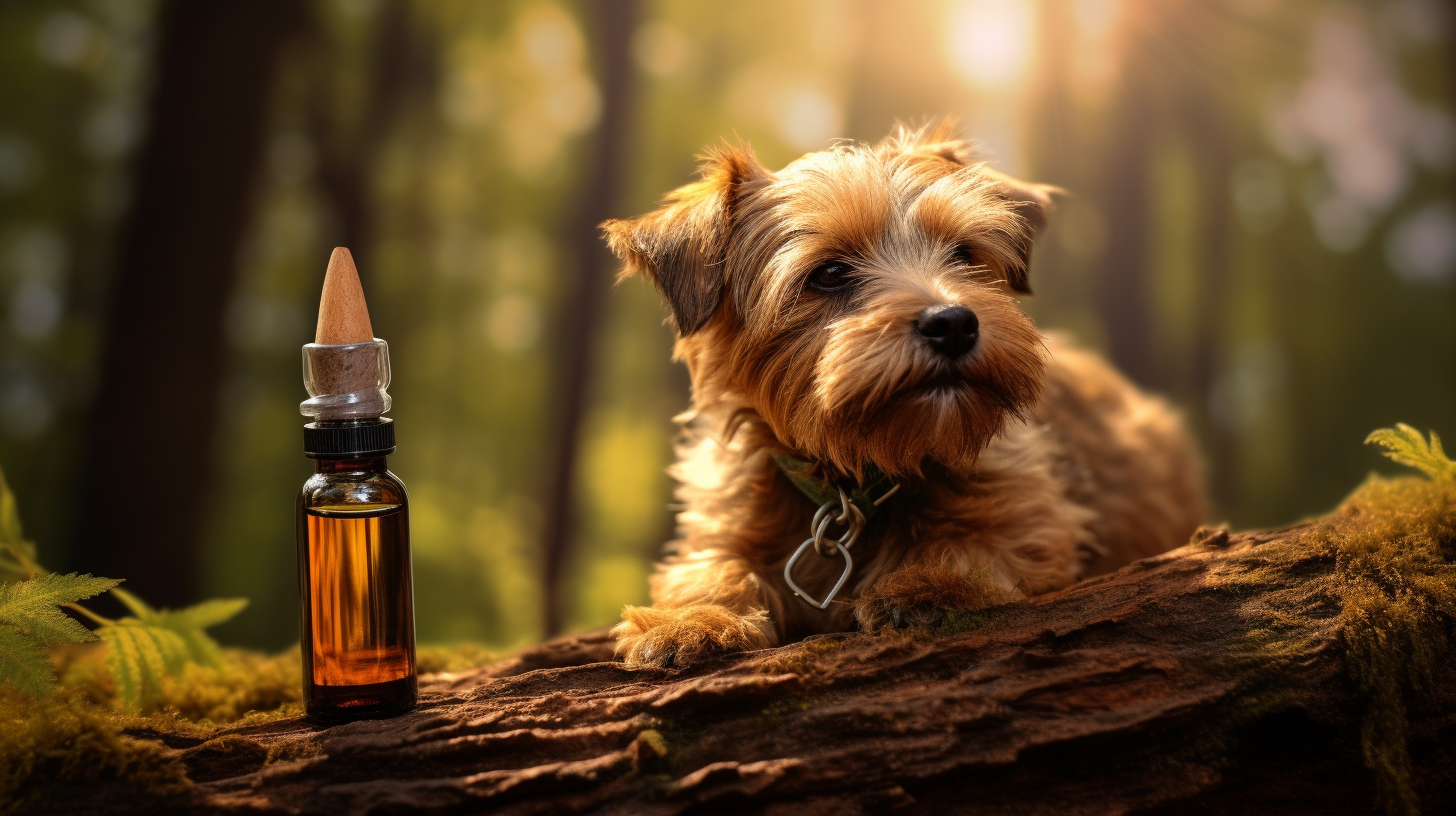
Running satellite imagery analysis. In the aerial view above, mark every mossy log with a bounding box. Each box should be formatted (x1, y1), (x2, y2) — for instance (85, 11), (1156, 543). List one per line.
(28, 478), (1456, 816)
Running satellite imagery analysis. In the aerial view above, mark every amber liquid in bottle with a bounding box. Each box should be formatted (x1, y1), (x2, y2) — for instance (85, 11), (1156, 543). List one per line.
(297, 454), (416, 720)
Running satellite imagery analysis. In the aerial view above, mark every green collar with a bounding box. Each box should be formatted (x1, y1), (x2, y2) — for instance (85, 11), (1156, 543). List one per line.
(770, 452), (899, 520)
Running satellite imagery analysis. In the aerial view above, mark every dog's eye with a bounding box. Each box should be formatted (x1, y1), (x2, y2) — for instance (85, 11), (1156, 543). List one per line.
(808, 262), (855, 292)
(952, 243), (984, 269)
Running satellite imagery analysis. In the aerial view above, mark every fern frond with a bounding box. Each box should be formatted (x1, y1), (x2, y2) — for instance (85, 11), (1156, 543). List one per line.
(0, 572), (119, 698)
(99, 594), (248, 707)
(0, 466), (25, 546)
(166, 597), (250, 630)
(100, 622), (191, 710)
(0, 573), (119, 645)
(0, 465), (38, 581)
(1365, 424), (1456, 483)
(110, 586), (157, 618)
(99, 624), (142, 707)
(145, 598), (249, 668)
(0, 625), (55, 698)
(109, 590), (246, 668)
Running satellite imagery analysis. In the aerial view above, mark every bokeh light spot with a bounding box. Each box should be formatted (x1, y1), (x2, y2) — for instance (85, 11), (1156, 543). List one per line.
(945, 0), (1036, 89)
(1, 378), (51, 440)
(1311, 195), (1369, 253)
(485, 293), (542, 352)
(774, 87), (842, 152)
(1385, 202), (1456, 285)
(0, 134), (37, 194)
(633, 20), (689, 78)
(1231, 159), (1286, 233)
(36, 11), (98, 68)
(10, 283), (61, 340)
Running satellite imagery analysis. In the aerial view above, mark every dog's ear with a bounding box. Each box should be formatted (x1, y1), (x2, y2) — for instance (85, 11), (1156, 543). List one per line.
(601, 145), (769, 335)
(979, 167), (1058, 294)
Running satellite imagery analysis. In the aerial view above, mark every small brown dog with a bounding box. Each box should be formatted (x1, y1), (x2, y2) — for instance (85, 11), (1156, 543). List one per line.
(601, 122), (1204, 668)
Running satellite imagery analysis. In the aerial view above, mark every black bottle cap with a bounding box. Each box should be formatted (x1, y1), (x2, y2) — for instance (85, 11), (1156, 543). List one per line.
(303, 418), (396, 459)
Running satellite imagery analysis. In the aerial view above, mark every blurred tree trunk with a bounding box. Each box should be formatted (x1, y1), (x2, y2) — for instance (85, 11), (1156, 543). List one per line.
(1096, 49), (1156, 389)
(1187, 96), (1236, 518)
(539, 0), (639, 636)
(1448, 10), (1456, 117)
(308, 0), (436, 275)
(1026, 0), (1077, 290)
(71, 1), (305, 605)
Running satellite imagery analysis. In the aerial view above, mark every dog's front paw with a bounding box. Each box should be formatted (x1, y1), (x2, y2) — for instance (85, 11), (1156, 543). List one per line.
(854, 565), (1013, 634)
(612, 604), (773, 669)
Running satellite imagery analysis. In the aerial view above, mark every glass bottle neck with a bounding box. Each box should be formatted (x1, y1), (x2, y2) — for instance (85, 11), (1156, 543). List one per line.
(314, 456), (388, 475)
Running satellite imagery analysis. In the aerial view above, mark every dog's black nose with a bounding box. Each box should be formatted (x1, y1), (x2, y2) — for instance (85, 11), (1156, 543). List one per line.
(915, 304), (979, 357)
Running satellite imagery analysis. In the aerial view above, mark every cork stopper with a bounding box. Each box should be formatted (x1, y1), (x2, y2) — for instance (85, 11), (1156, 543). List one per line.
(315, 248), (374, 344)
(301, 247), (391, 421)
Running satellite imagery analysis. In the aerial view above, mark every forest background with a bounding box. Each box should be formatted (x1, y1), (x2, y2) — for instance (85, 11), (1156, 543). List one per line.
(0, 0), (1452, 653)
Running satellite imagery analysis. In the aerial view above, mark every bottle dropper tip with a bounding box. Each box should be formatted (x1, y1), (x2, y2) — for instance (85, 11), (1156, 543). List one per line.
(315, 247), (374, 345)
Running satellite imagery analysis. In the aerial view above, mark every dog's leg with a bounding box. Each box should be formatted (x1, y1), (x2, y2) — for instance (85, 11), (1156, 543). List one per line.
(853, 562), (1017, 634)
(854, 502), (1089, 634)
(613, 548), (778, 669)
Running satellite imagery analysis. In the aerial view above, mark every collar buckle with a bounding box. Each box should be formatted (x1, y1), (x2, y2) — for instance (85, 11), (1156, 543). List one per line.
(772, 454), (902, 610)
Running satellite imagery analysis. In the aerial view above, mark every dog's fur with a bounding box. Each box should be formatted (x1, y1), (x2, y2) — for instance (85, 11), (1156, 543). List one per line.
(601, 122), (1205, 668)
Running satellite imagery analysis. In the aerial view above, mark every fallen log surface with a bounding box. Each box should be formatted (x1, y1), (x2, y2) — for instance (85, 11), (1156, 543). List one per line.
(31, 509), (1456, 816)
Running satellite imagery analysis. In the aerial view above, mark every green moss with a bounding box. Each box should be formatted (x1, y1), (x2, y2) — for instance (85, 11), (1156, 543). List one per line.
(265, 737), (323, 765)
(754, 635), (844, 679)
(54, 645), (302, 724)
(161, 652), (303, 724)
(759, 697), (814, 719)
(0, 641), (517, 806)
(1217, 472), (1456, 816)
(0, 689), (190, 811)
(0, 646), (306, 807)
(633, 728), (668, 758)
(919, 604), (1002, 639)
(418, 643), (497, 674)
(1307, 475), (1456, 816)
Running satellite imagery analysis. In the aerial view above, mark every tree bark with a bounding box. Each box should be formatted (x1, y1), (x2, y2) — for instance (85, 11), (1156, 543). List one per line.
(42, 519), (1456, 815)
(70, 0), (306, 606)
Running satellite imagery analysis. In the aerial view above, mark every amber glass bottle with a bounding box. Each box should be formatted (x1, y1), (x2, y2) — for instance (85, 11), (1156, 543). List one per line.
(297, 419), (416, 721)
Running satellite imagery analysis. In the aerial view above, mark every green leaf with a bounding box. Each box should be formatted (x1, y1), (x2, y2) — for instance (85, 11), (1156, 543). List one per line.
(1365, 424), (1456, 483)
(99, 621), (191, 710)
(98, 593), (248, 707)
(0, 465), (25, 547)
(99, 625), (142, 707)
(0, 465), (38, 582)
(165, 597), (250, 630)
(110, 586), (156, 618)
(0, 625), (56, 699)
(0, 572), (119, 698)
(0, 572), (119, 645)
(146, 598), (249, 668)
(108, 590), (247, 668)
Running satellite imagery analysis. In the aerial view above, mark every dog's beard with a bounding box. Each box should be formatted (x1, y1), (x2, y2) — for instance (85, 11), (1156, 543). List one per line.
(777, 293), (1046, 478)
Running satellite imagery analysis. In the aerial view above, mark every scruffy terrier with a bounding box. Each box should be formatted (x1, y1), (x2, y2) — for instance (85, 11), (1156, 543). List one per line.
(601, 122), (1204, 669)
